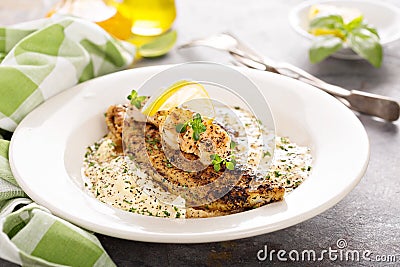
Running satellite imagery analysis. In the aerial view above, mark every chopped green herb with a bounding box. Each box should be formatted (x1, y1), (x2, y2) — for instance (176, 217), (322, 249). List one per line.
(263, 151), (271, 158)
(210, 153), (236, 172)
(294, 181), (302, 187)
(230, 141), (237, 150)
(279, 145), (288, 151)
(94, 142), (100, 149)
(280, 137), (289, 144)
(163, 210), (170, 217)
(108, 142), (117, 148)
(127, 89), (147, 108)
(129, 207), (137, 212)
(123, 199), (132, 204)
(146, 137), (160, 145)
(175, 113), (207, 141)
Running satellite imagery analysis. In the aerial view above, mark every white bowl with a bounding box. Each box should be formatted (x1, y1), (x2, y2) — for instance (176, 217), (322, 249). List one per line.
(289, 0), (400, 60)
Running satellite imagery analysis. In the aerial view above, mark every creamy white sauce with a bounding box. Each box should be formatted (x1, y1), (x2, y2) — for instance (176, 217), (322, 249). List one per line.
(83, 106), (312, 218)
(83, 138), (184, 218)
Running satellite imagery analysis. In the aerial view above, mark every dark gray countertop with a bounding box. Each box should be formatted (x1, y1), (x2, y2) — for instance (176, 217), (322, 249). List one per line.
(2, 0), (399, 266)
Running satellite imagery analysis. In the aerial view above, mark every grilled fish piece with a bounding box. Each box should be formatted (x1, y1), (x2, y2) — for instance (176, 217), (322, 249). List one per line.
(150, 107), (232, 164)
(105, 104), (128, 147)
(106, 104), (284, 217)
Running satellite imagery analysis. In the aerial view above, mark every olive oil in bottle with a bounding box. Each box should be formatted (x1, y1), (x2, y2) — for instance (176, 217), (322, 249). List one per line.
(113, 0), (176, 36)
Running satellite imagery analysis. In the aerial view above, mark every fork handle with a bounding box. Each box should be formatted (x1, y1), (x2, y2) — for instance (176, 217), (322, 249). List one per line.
(302, 78), (400, 121)
(244, 57), (400, 121)
(231, 52), (400, 121)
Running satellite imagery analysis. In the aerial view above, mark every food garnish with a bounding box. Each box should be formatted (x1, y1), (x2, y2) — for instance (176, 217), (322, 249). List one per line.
(141, 80), (214, 117)
(175, 113), (207, 141)
(308, 5), (382, 67)
(210, 153), (236, 172)
(84, 81), (313, 218)
(127, 89), (146, 108)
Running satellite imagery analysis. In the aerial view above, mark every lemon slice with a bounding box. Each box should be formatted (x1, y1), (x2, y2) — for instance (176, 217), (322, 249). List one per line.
(141, 80), (215, 117)
(309, 28), (345, 39)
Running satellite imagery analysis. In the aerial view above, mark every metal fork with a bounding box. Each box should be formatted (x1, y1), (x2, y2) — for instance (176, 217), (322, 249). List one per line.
(178, 32), (400, 121)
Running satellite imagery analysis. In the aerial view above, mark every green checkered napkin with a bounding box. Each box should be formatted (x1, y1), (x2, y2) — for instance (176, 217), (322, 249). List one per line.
(0, 16), (136, 266)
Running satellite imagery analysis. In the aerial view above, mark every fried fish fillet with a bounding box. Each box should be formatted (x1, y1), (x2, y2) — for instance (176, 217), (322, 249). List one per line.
(149, 107), (232, 164)
(105, 104), (128, 147)
(106, 104), (284, 217)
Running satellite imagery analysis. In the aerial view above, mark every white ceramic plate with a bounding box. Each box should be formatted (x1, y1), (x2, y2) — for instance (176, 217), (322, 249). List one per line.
(9, 63), (369, 243)
(289, 0), (400, 59)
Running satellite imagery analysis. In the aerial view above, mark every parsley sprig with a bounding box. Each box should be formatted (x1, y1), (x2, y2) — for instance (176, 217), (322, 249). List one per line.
(127, 90), (146, 109)
(309, 15), (382, 67)
(175, 113), (207, 141)
(210, 154), (236, 172)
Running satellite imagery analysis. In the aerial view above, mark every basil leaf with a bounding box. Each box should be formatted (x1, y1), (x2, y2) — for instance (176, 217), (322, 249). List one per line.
(309, 15), (344, 30)
(309, 36), (343, 63)
(347, 28), (382, 67)
(345, 16), (363, 31)
(364, 25), (379, 38)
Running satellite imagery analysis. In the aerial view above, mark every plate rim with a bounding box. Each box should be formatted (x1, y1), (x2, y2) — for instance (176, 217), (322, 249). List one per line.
(9, 64), (370, 243)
